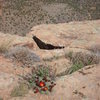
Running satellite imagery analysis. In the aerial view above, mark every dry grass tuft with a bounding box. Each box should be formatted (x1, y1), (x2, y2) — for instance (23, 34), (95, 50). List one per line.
(5, 46), (41, 67)
(69, 52), (99, 65)
(87, 44), (100, 55)
(65, 51), (100, 74)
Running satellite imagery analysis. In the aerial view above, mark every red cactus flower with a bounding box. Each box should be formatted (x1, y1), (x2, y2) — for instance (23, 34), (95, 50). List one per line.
(42, 87), (48, 91)
(43, 77), (48, 82)
(49, 83), (56, 92)
(39, 81), (45, 87)
(34, 88), (39, 93)
(49, 85), (53, 89)
(49, 87), (52, 92)
(51, 82), (54, 84)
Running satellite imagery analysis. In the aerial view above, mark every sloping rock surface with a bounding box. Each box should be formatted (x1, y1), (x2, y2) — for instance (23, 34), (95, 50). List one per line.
(0, 20), (100, 100)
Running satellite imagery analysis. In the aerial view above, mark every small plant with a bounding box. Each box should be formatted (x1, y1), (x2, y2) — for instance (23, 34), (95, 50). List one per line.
(65, 51), (73, 60)
(5, 46), (40, 67)
(24, 66), (56, 94)
(66, 51), (100, 74)
(67, 61), (84, 74)
(43, 55), (63, 62)
(88, 44), (100, 54)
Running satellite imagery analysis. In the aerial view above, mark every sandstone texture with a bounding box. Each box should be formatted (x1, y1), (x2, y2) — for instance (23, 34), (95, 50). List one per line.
(10, 65), (100, 100)
(0, 20), (100, 100)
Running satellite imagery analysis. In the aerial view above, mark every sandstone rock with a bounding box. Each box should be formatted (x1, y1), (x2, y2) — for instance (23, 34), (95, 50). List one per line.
(0, 55), (32, 76)
(51, 64), (100, 100)
(0, 72), (18, 100)
(0, 72), (15, 89)
(27, 20), (100, 49)
(13, 42), (34, 49)
(0, 20), (100, 100)
(27, 20), (100, 76)
(10, 64), (100, 100)
(0, 32), (34, 49)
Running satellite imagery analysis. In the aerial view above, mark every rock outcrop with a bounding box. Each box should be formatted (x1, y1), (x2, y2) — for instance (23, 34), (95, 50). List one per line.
(0, 20), (100, 100)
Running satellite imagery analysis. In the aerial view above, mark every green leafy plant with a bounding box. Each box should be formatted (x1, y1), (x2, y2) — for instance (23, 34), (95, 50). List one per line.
(66, 51), (100, 74)
(67, 61), (84, 74)
(24, 66), (56, 94)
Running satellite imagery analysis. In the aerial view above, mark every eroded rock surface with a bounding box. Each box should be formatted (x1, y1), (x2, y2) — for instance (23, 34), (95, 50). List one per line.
(0, 20), (100, 100)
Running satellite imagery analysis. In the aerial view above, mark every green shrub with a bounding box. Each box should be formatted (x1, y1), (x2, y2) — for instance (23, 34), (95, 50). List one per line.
(67, 61), (84, 74)
(66, 51), (100, 74)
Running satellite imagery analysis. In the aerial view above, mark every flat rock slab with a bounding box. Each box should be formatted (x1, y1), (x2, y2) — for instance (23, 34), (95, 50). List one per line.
(0, 72), (16, 89)
(0, 20), (100, 100)
(10, 64), (100, 100)
(27, 20), (100, 48)
(51, 64), (100, 100)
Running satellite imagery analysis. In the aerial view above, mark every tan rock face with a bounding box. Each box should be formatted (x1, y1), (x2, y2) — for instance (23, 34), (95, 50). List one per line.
(0, 20), (100, 100)
(9, 65), (100, 100)
(28, 20), (100, 45)
(0, 32), (34, 46)
(0, 72), (15, 89)
(27, 20), (100, 76)
(0, 72), (18, 100)
(0, 56), (32, 76)
(53, 65), (100, 100)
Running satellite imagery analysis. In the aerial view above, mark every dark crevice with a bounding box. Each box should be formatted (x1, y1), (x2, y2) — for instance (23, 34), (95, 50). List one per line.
(32, 35), (65, 50)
